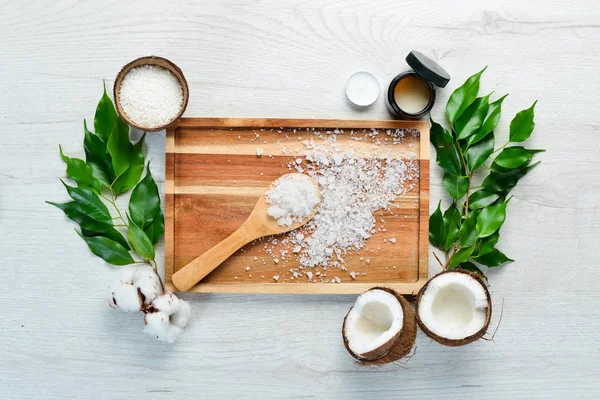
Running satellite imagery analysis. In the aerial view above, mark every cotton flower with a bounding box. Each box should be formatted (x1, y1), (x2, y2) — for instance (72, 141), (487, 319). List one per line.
(109, 265), (162, 312)
(109, 265), (191, 343)
(143, 292), (191, 343)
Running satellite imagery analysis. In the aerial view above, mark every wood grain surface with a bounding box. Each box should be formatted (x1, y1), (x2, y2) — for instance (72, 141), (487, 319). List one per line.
(165, 118), (429, 294)
(1, 1), (599, 399)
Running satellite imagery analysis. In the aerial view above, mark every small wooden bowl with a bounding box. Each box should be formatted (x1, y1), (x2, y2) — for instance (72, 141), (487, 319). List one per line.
(113, 56), (189, 132)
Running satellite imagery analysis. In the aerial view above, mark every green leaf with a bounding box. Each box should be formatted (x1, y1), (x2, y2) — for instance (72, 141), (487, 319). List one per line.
(442, 173), (469, 200)
(111, 133), (146, 195)
(430, 119), (464, 176)
(59, 145), (101, 194)
(482, 161), (540, 193)
(442, 203), (461, 251)
(144, 208), (165, 244)
(61, 181), (111, 223)
(81, 227), (130, 251)
(476, 198), (510, 238)
(446, 67), (486, 126)
(94, 82), (118, 143)
(466, 94), (507, 147)
(465, 131), (495, 172)
(429, 201), (446, 249)
(492, 147), (545, 170)
(468, 189), (500, 210)
(509, 101), (537, 142)
(84, 120), (114, 187)
(48, 201), (130, 250)
(455, 93), (491, 140)
(476, 231), (500, 257)
(459, 210), (479, 248)
(128, 162), (160, 228)
(474, 248), (513, 267)
(127, 216), (155, 260)
(76, 230), (134, 266)
(47, 201), (114, 232)
(107, 118), (133, 179)
(448, 247), (474, 269)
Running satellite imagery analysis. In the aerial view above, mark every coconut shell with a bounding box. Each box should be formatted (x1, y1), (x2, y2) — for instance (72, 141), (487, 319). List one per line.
(342, 287), (417, 364)
(415, 269), (492, 347)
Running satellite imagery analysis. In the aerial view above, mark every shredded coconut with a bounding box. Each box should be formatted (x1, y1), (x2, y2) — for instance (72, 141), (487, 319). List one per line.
(265, 173), (319, 227)
(119, 65), (183, 128)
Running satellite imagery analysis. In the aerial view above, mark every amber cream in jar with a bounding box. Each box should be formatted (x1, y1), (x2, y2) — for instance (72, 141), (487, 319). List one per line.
(387, 51), (450, 119)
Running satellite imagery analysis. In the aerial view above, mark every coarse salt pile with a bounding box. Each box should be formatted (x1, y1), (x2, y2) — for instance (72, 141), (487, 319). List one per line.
(265, 173), (319, 227)
(297, 150), (413, 268)
(119, 65), (183, 129)
(242, 127), (419, 282)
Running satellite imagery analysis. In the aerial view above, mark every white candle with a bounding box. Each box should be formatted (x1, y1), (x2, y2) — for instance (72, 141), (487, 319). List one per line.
(345, 72), (379, 106)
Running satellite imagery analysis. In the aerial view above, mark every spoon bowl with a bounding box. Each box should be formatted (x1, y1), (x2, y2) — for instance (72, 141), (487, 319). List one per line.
(171, 173), (320, 292)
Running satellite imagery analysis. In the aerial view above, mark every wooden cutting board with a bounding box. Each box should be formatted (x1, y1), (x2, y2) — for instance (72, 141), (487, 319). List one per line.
(165, 118), (429, 294)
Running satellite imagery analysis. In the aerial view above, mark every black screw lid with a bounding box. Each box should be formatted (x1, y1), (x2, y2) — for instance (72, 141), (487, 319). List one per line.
(405, 51), (450, 88)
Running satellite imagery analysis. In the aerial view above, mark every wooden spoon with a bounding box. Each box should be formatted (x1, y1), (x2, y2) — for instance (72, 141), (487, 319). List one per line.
(171, 173), (321, 292)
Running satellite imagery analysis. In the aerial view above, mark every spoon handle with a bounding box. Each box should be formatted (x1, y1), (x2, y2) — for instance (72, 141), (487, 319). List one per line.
(171, 226), (253, 292)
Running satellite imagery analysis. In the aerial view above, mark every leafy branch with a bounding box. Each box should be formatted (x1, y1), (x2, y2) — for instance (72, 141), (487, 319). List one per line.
(429, 68), (544, 276)
(47, 84), (165, 284)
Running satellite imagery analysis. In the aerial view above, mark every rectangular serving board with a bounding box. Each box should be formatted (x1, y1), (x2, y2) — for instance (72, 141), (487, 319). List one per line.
(165, 118), (429, 294)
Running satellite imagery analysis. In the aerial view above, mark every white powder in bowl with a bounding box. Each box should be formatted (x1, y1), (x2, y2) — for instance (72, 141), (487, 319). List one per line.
(119, 65), (183, 129)
(265, 174), (319, 227)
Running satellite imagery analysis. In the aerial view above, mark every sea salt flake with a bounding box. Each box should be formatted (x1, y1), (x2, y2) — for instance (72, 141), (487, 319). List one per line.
(265, 174), (319, 227)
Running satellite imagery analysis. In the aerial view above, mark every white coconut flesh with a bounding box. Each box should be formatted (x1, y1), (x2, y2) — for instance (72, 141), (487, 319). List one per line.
(344, 289), (404, 356)
(418, 272), (489, 340)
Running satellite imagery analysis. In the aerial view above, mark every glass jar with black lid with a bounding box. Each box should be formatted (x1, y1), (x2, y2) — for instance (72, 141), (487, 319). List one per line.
(387, 51), (451, 120)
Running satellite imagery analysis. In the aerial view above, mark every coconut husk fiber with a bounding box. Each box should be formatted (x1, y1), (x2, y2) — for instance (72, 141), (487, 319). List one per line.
(342, 287), (417, 365)
(415, 269), (492, 347)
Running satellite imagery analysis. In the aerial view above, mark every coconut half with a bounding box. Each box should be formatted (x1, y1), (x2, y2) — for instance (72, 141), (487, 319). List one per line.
(416, 270), (492, 346)
(342, 287), (416, 363)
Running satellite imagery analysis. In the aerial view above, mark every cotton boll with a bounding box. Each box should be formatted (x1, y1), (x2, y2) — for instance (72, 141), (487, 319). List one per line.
(112, 284), (142, 312)
(135, 276), (162, 305)
(165, 325), (183, 343)
(144, 311), (170, 338)
(171, 299), (191, 328)
(152, 292), (180, 314)
(117, 266), (138, 284)
(143, 292), (191, 343)
(109, 265), (163, 311)
(132, 265), (158, 284)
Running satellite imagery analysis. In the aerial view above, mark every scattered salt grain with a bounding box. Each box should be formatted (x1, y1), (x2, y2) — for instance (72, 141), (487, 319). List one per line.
(119, 65), (183, 129)
(256, 148), (263, 157)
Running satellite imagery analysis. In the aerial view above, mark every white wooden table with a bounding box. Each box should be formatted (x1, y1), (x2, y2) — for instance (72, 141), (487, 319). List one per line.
(1, 1), (599, 398)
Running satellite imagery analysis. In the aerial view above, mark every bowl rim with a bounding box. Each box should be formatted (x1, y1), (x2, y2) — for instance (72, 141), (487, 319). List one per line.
(113, 56), (189, 132)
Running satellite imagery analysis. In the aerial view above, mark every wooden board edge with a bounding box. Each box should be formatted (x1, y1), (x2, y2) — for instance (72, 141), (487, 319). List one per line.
(164, 126), (176, 285)
(172, 117), (430, 132)
(166, 282), (425, 295)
